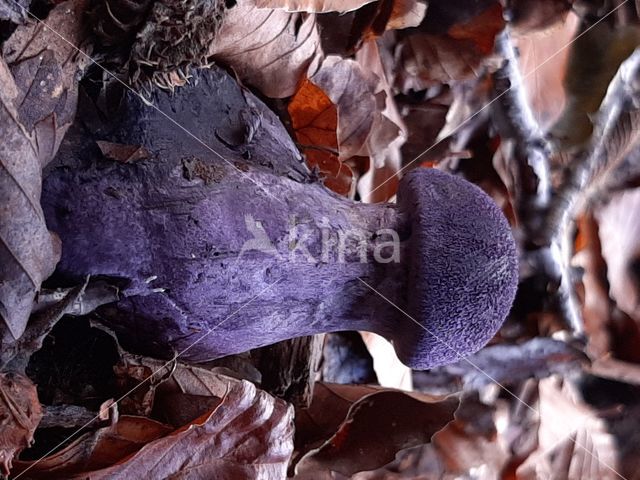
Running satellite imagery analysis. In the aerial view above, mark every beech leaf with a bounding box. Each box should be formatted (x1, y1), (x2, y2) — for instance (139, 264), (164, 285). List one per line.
(209, 0), (320, 98)
(294, 383), (458, 475)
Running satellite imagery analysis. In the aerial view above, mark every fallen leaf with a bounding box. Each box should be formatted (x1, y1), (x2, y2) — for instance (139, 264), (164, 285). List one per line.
(514, 12), (578, 129)
(0, 372), (42, 476)
(96, 141), (151, 163)
(0, 0), (87, 342)
(13, 410), (173, 478)
(294, 382), (458, 476)
(15, 376), (294, 479)
(209, 0), (320, 98)
(429, 395), (510, 479)
(288, 77), (354, 195)
(246, 0), (377, 13)
(386, 0), (427, 31)
(310, 55), (376, 159)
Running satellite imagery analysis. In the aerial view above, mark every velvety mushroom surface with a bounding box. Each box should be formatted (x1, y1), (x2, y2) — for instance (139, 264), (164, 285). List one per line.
(41, 67), (518, 369)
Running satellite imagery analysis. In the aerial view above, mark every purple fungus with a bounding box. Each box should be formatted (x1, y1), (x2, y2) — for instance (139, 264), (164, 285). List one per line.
(41, 68), (519, 370)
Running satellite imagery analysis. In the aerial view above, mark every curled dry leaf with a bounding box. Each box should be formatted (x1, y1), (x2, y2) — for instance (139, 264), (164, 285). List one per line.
(15, 376), (294, 479)
(209, 0), (320, 98)
(293, 382), (458, 476)
(0, 372), (42, 476)
(0, 0), (87, 342)
(246, 0), (377, 13)
(13, 412), (173, 478)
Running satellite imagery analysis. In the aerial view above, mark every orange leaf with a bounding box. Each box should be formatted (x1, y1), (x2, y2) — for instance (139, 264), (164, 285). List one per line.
(289, 78), (338, 150)
(289, 79), (353, 195)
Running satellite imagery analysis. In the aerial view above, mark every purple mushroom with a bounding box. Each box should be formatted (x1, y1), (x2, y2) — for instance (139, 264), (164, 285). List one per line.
(41, 68), (518, 370)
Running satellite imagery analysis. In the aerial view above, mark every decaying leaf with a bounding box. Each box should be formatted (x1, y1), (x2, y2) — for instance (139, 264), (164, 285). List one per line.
(13, 408), (173, 478)
(294, 382), (458, 476)
(0, 372), (42, 476)
(0, 0), (87, 342)
(514, 12), (578, 129)
(15, 375), (293, 478)
(246, 0), (377, 13)
(209, 0), (320, 98)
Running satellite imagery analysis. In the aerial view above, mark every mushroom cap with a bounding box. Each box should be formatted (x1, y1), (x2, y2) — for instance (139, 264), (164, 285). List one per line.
(394, 168), (519, 370)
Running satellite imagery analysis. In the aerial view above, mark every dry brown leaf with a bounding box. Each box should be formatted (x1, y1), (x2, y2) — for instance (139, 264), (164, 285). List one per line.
(573, 213), (616, 359)
(310, 55), (376, 159)
(13, 411), (173, 478)
(0, 372), (42, 476)
(293, 382), (458, 476)
(429, 396), (510, 479)
(87, 379), (293, 479)
(15, 377), (294, 479)
(114, 353), (237, 422)
(0, 0), (87, 342)
(246, 0), (377, 13)
(209, 0), (320, 98)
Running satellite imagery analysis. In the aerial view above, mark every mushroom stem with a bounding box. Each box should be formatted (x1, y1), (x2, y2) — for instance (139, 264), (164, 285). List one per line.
(41, 68), (519, 369)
